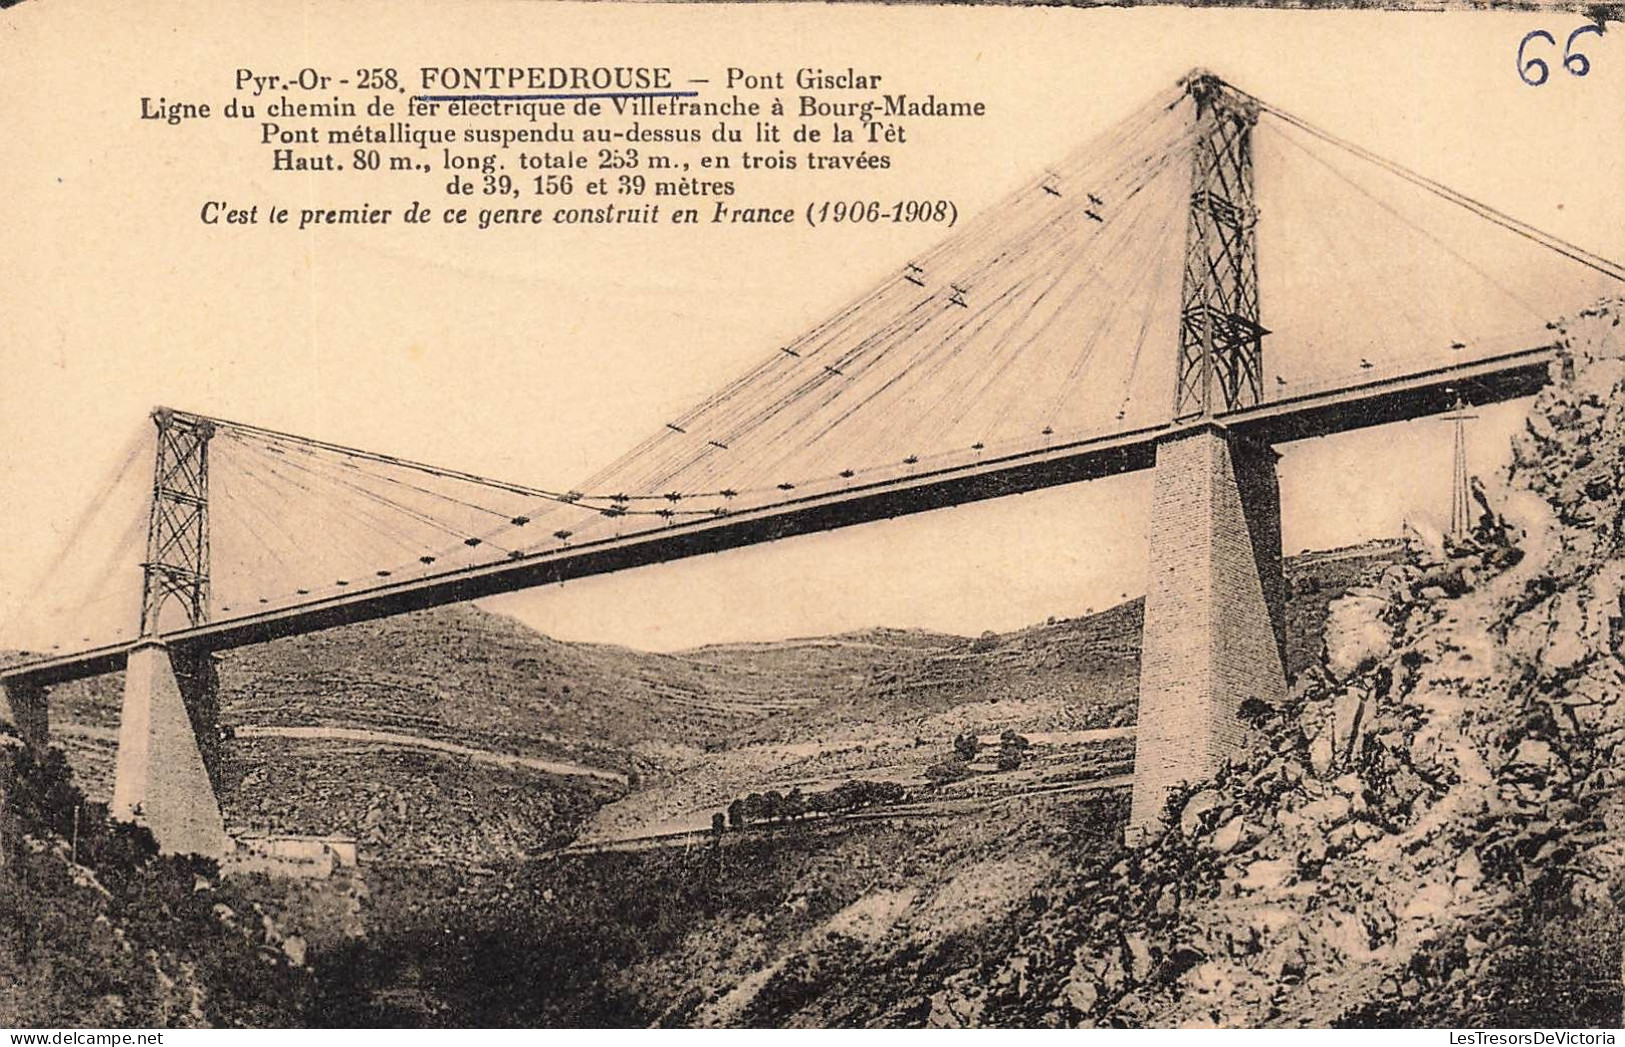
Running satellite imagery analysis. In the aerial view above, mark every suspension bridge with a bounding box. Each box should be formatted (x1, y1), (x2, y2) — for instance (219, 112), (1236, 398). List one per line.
(1, 70), (1618, 856)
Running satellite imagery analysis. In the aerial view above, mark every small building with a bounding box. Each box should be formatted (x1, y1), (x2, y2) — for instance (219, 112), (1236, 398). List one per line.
(225, 830), (360, 879)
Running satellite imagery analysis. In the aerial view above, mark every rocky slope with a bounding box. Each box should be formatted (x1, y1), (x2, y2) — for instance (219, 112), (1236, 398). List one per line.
(928, 299), (1625, 1028)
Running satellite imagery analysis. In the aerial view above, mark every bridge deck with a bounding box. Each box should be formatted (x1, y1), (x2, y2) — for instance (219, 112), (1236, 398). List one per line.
(2, 343), (1556, 689)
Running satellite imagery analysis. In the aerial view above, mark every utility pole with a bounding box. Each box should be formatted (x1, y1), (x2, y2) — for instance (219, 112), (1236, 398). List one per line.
(1442, 395), (1479, 540)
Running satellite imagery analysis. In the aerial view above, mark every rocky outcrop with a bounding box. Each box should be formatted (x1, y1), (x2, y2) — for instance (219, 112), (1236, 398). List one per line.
(961, 299), (1625, 1028)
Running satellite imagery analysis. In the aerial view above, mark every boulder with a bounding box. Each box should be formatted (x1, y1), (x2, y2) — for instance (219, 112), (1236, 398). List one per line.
(1452, 850), (1484, 896)
(1091, 951), (1127, 995)
(1320, 909), (1374, 961)
(1123, 934), (1154, 982)
(1115, 992), (1149, 1023)
(1324, 595), (1394, 680)
(1406, 517), (1449, 563)
(1264, 934), (1309, 981)
(1063, 975), (1100, 1015)
(1332, 690), (1370, 757)
(1238, 857), (1294, 892)
(1400, 881), (1453, 921)
(1327, 822), (1361, 851)
(1309, 729), (1336, 777)
(1179, 789), (1222, 837)
(1330, 773), (1364, 800)
(1541, 591), (1591, 673)
(1211, 817), (1248, 855)
(1185, 961), (1231, 995)
(1299, 794), (1354, 829)
(1408, 731), (1443, 774)
(1385, 767), (1428, 807)
(1505, 738), (1556, 775)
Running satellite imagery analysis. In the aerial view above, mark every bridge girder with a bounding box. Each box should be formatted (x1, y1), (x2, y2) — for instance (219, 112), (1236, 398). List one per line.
(0, 341), (1555, 693)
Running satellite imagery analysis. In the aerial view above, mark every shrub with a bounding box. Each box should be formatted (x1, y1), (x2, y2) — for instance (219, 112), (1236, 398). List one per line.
(926, 758), (971, 784)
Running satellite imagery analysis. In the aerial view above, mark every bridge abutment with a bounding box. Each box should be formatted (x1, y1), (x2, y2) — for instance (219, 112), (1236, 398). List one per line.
(1130, 423), (1287, 838)
(112, 641), (228, 859)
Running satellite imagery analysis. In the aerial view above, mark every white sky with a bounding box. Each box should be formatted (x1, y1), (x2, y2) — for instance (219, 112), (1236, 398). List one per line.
(1, 2), (1621, 651)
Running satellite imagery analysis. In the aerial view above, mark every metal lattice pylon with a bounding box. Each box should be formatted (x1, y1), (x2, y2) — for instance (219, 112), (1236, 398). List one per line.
(1174, 72), (1267, 419)
(139, 408), (214, 636)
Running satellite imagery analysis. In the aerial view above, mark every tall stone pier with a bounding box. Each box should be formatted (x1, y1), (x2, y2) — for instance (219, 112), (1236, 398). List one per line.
(111, 641), (228, 859)
(1129, 423), (1287, 836)
(1, 679), (49, 748)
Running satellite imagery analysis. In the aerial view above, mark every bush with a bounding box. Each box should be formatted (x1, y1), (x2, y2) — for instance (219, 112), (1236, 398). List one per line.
(996, 730), (1031, 772)
(926, 758), (971, 783)
(721, 780), (905, 827)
